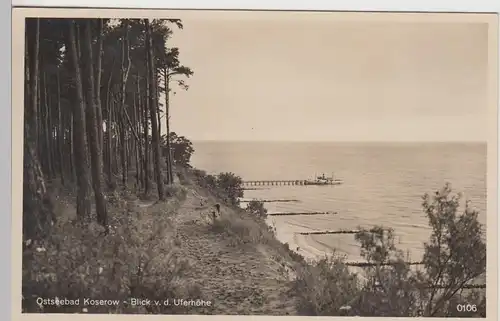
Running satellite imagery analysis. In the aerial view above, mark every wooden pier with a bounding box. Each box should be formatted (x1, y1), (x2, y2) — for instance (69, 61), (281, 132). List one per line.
(243, 180), (306, 186)
(242, 180), (342, 186)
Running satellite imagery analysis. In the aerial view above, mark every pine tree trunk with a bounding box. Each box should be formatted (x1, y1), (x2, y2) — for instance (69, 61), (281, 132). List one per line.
(46, 81), (56, 178)
(42, 72), (53, 179)
(25, 23), (31, 135)
(119, 119), (127, 185)
(38, 74), (46, 173)
(69, 113), (76, 182)
(56, 69), (65, 185)
(132, 91), (141, 188)
(24, 20), (30, 123)
(105, 68), (115, 189)
(107, 101), (114, 187)
(23, 123), (54, 240)
(157, 83), (162, 141)
(49, 91), (58, 178)
(68, 20), (92, 220)
(83, 20), (109, 231)
(111, 102), (117, 177)
(145, 19), (165, 200)
(30, 18), (40, 152)
(136, 76), (145, 189)
(95, 19), (104, 150)
(143, 68), (151, 196)
(119, 22), (131, 187)
(113, 107), (120, 177)
(164, 69), (174, 183)
(37, 76), (42, 160)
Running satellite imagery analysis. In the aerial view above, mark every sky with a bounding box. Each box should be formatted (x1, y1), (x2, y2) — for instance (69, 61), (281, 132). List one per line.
(166, 13), (490, 142)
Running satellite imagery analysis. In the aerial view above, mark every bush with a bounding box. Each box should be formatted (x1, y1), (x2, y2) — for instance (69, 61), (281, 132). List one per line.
(294, 254), (360, 316)
(419, 183), (486, 317)
(293, 183), (486, 317)
(281, 242), (306, 264)
(191, 168), (207, 180)
(176, 168), (190, 185)
(190, 169), (243, 206)
(22, 194), (191, 314)
(215, 172), (244, 205)
(161, 132), (194, 168)
(245, 200), (268, 219)
(204, 175), (218, 191)
(164, 184), (188, 201)
(353, 227), (422, 316)
(190, 169), (217, 191)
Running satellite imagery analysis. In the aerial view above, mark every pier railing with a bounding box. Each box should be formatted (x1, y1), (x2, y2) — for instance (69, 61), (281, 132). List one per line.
(243, 180), (307, 186)
(242, 179), (341, 186)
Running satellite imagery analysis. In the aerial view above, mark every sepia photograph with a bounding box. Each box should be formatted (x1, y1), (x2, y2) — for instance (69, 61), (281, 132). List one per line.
(13, 8), (498, 318)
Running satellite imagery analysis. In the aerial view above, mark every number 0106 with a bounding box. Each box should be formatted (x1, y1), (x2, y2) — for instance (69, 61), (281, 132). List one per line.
(456, 304), (477, 312)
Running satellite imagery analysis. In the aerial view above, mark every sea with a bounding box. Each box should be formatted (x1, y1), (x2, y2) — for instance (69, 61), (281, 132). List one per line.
(191, 141), (487, 263)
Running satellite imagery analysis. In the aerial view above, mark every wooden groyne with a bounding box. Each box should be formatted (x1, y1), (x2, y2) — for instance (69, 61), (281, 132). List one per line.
(242, 180), (342, 186)
(432, 284), (485, 289)
(268, 211), (338, 216)
(242, 187), (269, 191)
(345, 261), (423, 267)
(240, 199), (300, 203)
(298, 229), (361, 235)
(343, 262), (485, 288)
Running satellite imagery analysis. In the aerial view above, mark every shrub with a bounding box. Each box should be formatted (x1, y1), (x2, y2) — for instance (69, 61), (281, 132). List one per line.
(293, 183), (486, 317)
(191, 168), (207, 180)
(161, 132), (194, 168)
(22, 195), (191, 314)
(163, 184), (188, 201)
(245, 200), (268, 219)
(215, 172), (244, 205)
(190, 169), (243, 206)
(419, 183), (486, 317)
(353, 227), (422, 316)
(204, 174), (218, 191)
(176, 168), (190, 185)
(190, 169), (217, 191)
(294, 254), (360, 316)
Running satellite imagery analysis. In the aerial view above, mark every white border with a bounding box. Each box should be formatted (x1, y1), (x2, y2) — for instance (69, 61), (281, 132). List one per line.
(7, 1), (500, 321)
(10, 0), (500, 12)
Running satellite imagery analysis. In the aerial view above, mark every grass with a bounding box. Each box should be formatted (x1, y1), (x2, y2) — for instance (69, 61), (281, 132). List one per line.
(210, 215), (266, 246)
(22, 180), (195, 314)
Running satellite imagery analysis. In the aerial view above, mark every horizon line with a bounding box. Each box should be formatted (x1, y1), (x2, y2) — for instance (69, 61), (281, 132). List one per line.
(190, 139), (488, 144)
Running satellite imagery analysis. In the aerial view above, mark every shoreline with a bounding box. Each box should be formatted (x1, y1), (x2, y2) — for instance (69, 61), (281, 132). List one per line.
(238, 184), (351, 264)
(236, 175), (487, 267)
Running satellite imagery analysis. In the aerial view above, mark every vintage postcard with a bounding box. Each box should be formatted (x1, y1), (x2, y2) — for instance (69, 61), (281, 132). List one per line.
(11, 7), (499, 320)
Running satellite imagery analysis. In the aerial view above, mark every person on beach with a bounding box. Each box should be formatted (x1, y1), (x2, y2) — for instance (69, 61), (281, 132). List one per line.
(214, 203), (220, 214)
